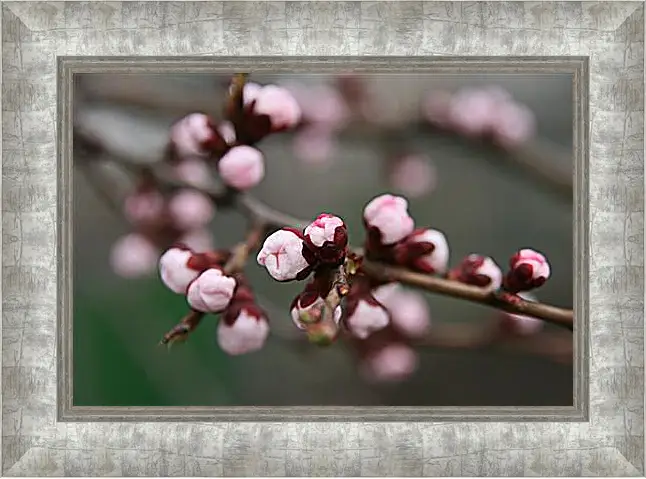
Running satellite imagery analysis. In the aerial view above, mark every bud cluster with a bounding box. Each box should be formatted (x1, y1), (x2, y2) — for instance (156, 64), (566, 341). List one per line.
(158, 245), (269, 355)
(421, 86), (536, 149)
(363, 194), (450, 275)
(110, 176), (215, 279)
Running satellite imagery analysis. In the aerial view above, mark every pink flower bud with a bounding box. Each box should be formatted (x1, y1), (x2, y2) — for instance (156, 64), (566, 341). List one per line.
(373, 284), (431, 339)
(491, 101), (536, 148)
(172, 158), (213, 190)
(179, 228), (214, 253)
(217, 307), (270, 355)
(186, 268), (236, 313)
(252, 85), (302, 131)
(290, 292), (342, 330)
(501, 292), (543, 335)
(167, 189), (215, 231)
(394, 228), (450, 274)
(303, 213), (348, 265)
(110, 234), (159, 278)
(345, 296), (391, 340)
(123, 190), (165, 225)
(363, 194), (415, 245)
(240, 82), (263, 106)
(360, 343), (418, 383)
(292, 84), (350, 130)
(389, 154), (437, 198)
(504, 248), (550, 293)
(448, 88), (499, 137)
(217, 145), (265, 190)
(292, 126), (337, 166)
(256, 229), (315, 282)
(158, 247), (200, 294)
(170, 113), (221, 159)
(450, 254), (503, 291)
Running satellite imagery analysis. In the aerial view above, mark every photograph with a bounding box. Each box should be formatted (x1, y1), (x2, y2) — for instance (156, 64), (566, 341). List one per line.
(72, 71), (575, 408)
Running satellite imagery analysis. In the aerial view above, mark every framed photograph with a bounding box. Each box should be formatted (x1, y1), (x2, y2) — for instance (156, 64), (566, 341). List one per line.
(3, 1), (644, 476)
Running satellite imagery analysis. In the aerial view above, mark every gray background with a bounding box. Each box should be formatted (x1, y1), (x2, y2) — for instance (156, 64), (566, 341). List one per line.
(2, 1), (644, 476)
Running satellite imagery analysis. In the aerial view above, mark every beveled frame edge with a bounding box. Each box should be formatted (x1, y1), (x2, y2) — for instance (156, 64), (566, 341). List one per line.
(58, 56), (587, 422)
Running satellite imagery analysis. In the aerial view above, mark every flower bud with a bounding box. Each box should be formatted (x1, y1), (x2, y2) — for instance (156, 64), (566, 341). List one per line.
(292, 126), (337, 166)
(448, 88), (498, 137)
(450, 254), (503, 291)
(345, 295), (390, 340)
(504, 248), (550, 293)
(291, 83), (350, 131)
(421, 90), (453, 127)
(389, 154), (437, 198)
(394, 228), (450, 274)
(158, 247), (200, 294)
(360, 343), (418, 383)
(123, 190), (165, 225)
(252, 85), (302, 131)
(187, 268), (236, 313)
(172, 158), (213, 190)
(303, 214), (348, 265)
(218, 305), (269, 356)
(373, 284), (431, 339)
(240, 82), (263, 106)
(110, 233), (159, 278)
(500, 292), (543, 335)
(217, 145), (265, 190)
(290, 290), (342, 330)
(170, 113), (224, 159)
(179, 228), (215, 253)
(168, 189), (215, 231)
(256, 228), (316, 282)
(363, 194), (415, 246)
(491, 101), (536, 148)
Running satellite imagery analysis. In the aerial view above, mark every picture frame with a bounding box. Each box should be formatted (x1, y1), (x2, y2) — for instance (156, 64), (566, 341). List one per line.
(3, 1), (643, 475)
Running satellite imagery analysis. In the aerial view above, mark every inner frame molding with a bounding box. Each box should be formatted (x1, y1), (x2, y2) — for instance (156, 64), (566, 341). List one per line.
(58, 56), (588, 422)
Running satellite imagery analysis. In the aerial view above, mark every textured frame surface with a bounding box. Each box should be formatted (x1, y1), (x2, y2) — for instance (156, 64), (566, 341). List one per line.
(3, 1), (645, 476)
(59, 56), (588, 423)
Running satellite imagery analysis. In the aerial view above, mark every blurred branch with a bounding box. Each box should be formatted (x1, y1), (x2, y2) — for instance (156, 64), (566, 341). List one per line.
(74, 124), (574, 331)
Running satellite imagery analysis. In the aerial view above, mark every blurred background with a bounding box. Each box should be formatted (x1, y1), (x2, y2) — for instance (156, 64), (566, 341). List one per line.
(73, 73), (574, 407)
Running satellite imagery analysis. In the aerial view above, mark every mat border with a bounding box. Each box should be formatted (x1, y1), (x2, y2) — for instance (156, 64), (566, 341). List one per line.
(2, 1), (643, 476)
(58, 56), (587, 422)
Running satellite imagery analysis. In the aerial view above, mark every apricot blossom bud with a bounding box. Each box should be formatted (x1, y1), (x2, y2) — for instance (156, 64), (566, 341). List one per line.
(345, 295), (390, 340)
(303, 214), (348, 265)
(158, 247), (200, 294)
(390, 154), (437, 198)
(123, 190), (165, 225)
(360, 343), (418, 383)
(172, 158), (213, 190)
(394, 228), (450, 274)
(363, 194), (415, 245)
(450, 254), (503, 291)
(257, 228), (316, 282)
(292, 126), (337, 166)
(218, 305), (269, 355)
(217, 145), (265, 190)
(504, 248), (551, 293)
(252, 85), (302, 131)
(168, 189), (215, 231)
(373, 284), (431, 339)
(448, 88), (498, 137)
(290, 291), (342, 330)
(187, 268), (236, 313)
(110, 233), (159, 278)
(170, 113), (223, 159)
(179, 228), (215, 253)
(491, 102), (536, 148)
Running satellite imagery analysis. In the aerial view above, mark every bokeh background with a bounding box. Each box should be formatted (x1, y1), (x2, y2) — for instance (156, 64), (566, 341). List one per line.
(73, 73), (574, 407)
